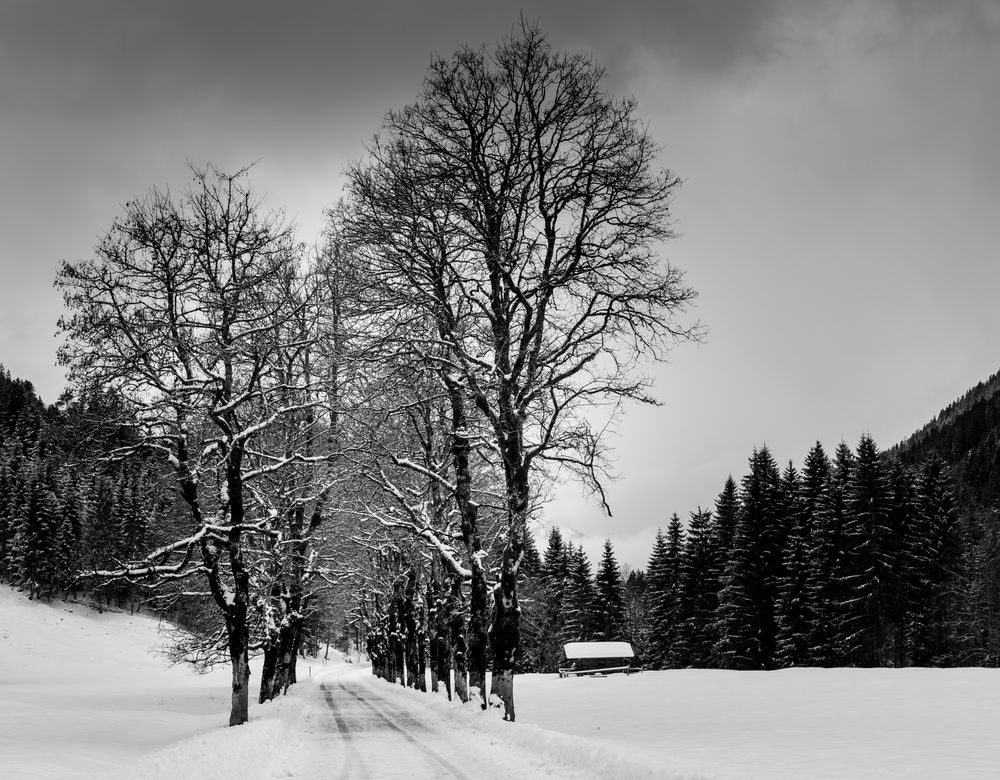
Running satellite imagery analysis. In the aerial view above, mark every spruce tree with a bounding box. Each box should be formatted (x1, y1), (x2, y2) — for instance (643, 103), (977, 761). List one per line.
(561, 544), (595, 643)
(907, 456), (962, 664)
(885, 459), (916, 665)
(675, 508), (715, 666)
(841, 434), (895, 666)
(780, 442), (829, 665)
(11, 454), (61, 599)
(542, 527), (566, 580)
(622, 568), (649, 665)
(714, 447), (780, 669)
(539, 528), (568, 670)
(951, 505), (990, 664)
(0, 449), (19, 580)
(663, 514), (686, 664)
(645, 528), (676, 668)
(802, 440), (853, 665)
(775, 460), (811, 666)
(592, 539), (626, 641)
(516, 531), (545, 671)
(706, 476), (740, 665)
(710, 477), (739, 578)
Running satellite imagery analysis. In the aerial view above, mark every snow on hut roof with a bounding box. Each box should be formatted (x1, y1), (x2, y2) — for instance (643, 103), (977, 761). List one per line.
(563, 641), (634, 659)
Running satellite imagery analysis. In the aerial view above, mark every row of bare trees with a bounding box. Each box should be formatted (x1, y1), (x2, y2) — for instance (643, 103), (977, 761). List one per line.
(55, 24), (697, 724)
(56, 167), (355, 724)
(338, 23), (698, 721)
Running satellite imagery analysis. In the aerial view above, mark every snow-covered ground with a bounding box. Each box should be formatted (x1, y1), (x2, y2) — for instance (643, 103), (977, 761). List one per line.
(0, 585), (254, 778)
(515, 668), (1000, 779)
(4, 584), (1000, 779)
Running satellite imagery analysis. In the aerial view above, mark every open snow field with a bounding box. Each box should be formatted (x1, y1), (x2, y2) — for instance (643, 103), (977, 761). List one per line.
(0, 586), (241, 778)
(515, 668), (1000, 779)
(4, 584), (1000, 779)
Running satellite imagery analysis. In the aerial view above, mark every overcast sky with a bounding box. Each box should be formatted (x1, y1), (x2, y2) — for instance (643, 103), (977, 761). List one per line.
(2, 0), (998, 568)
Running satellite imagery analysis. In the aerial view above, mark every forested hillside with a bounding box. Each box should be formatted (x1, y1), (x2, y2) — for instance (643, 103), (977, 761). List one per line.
(891, 368), (1000, 507)
(887, 368), (1000, 662)
(0, 367), (167, 607)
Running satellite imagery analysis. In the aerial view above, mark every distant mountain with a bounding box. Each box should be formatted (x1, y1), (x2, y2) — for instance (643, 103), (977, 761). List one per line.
(891, 368), (1000, 508)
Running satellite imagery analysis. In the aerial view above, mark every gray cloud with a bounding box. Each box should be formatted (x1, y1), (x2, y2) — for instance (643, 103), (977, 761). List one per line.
(1, 1), (998, 566)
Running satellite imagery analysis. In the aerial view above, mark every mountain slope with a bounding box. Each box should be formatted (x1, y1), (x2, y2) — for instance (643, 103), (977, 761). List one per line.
(891, 368), (1000, 506)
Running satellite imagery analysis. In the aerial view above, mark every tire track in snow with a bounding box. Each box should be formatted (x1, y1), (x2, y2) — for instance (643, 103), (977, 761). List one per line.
(330, 677), (470, 779)
(320, 682), (369, 779)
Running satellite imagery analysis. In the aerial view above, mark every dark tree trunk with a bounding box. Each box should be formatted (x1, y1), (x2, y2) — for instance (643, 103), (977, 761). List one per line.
(222, 546), (252, 726)
(435, 632), (450, 698)
(429, 650), (439, 693)
(468, 558), (489, 708)
(429, 562), (452, 698)
(226, 572), (252, 724)
(200, 523), (252, 726)
(229, 640), (251, 726)
(287, 626), (304, 686)
(489, 469), (529, 721)
(389, 586), (405, 685)
(416, 580), (427, 692)
(428, 565), (441, 694)
(404, 570), (419, 689)
(259, 497), (324, 701)
(260, 616), (302, 701)
(259, 644), (279, 704)
(444, 370), (489, 708)
(225, 443), (253, 726)
(449, 575), (469, 703)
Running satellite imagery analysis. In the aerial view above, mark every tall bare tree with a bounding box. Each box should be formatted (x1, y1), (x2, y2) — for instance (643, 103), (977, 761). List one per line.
(56, 167), (328, 726)
(331, 202), (501, 704)
(347, 24), (699, 720)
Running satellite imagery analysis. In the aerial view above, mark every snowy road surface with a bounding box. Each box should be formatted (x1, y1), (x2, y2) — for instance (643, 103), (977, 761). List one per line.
(289, 667), (641, 779)
(315, 675), (469, 779)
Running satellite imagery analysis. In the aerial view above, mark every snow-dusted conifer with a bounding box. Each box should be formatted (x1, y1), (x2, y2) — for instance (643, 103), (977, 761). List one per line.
(647, 516), (685, 667)
(714, 447), (780, 669)
(906, 456), (962, 664)
(884, 459), (917, 664)
(704, 477), (739, 665)
(516, 532), (545, 671)
(675, 507), (715, 666)
(801, 441), (853, 665)
(561, 544), (595, 643)
(622, 568), (649, 665)
(775, 459), (810, 667)
(776, 442), (828, 666)
(840, 434), (895, 666)
(592, 539), (626, 642)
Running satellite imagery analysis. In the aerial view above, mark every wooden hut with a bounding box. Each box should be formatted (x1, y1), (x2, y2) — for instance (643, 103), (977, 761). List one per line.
(558, 641), (635, 677)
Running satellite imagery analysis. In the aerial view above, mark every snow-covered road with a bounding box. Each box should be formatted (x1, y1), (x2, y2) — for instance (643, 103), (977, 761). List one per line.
(289, 667), (621, 780)
(314, 675), (470, 779)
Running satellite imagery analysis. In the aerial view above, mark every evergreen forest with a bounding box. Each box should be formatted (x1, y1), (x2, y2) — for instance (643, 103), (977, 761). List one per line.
(522, 436), (981, 672)
(6, 360), (1000, 677)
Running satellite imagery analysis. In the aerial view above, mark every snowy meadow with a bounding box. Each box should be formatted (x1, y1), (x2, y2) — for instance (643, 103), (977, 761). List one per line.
(3, 585), (998, 779)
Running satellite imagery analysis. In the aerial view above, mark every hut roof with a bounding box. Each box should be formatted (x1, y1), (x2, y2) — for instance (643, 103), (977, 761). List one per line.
(563, 641), (634, 660)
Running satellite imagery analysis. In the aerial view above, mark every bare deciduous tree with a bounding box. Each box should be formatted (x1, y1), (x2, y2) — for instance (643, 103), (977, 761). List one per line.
(346, 23), (699, 720)
(57, 167), (328, 726)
